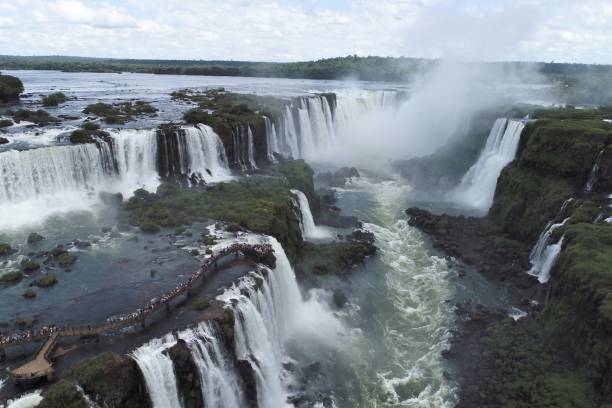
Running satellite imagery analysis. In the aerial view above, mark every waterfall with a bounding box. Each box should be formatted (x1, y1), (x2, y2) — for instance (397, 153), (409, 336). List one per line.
(108, 128), (160, 196)
(131, 334), (182, 408)
(2, 390), (43, 408)
(247, 126), (257, 169)
(232, 125), (257, 170)
(263, 116), (279, 162)
(217, 237), (343, 407)
(182, 125), (233, 183)
(585, 149), (605, 192)
(178, 321), (246, 408)
(271, 91), (399, 160)
(528, 218), (569, 283)
(531, 236), (565, 283)
(218, 238), (302, 408)
(0, 125), (233, 227)
(453, 118), (525, 211)
(290, 189), (332, 240)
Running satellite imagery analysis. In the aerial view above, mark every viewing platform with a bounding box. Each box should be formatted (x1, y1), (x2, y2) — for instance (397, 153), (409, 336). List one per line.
(4, 242), (275, 384)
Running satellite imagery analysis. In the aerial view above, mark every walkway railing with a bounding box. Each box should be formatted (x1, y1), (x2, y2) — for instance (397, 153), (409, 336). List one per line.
(1, 243), (274, 349)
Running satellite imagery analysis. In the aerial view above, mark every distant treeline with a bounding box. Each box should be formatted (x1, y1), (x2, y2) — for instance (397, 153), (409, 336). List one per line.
(2, 55), (612, 105)
(0, 55), (432, 82)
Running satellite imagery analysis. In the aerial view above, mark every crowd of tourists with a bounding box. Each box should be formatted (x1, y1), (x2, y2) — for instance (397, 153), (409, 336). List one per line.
(0, 242), (274, 346)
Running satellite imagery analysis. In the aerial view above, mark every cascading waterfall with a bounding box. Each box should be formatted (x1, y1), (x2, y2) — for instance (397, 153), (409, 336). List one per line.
(290, 189), (332, 240)
(263, 116), (279, 162)
(585, 149), (605, 192)
(453, 118), (525, 211)
(178, 321), (246, 408)
(131, 334), (182, 408)
(232, 125), (257, 169)
(0, 125), (233, 227)
(182, 125), (233, 183)
(108, 128), (160, 196)
(267, 90), (400, 160)
(218, 237), (342, 407)
(528, 217), (569, 283)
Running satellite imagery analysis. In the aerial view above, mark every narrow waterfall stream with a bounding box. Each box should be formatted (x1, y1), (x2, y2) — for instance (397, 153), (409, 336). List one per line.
(291, 189), (332, 240)
(452, 118), (525, 211)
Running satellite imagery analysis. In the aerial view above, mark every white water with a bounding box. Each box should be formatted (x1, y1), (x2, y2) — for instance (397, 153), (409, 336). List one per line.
(453, 118), (525, 212)
(533, 236), (565, 283)
(290, 189), (332, 240)
(107, 128), (160, 196)
(131, 334), (182, 408)
(263, 116), (279, 162)
(0, 125), (235, 228)
(335, 177), (457, 406)
(2, 390), (43, 408)
(183, 125), (233, 183)
(218, 237), (343, 407)
(232, 125), (257, 169)
(269, 91), (399, 161)
(178, 321), (246, 408)
(528, 218), (569, 283)
(585, 149), (605, 192)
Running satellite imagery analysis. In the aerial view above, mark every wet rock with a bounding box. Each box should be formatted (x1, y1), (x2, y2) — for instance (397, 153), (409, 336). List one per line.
(57, 253), (77, 267)
(0, 242), (16, 256)
(27, 232), (45, 244)
(1, 271), (23, 284)
(23, 288), (36, 299)
(73, 240), (92, 249)
(167, 339), (203, 408)
(20, 258), (41, 273)
(332, 289), (348, 308)
(99, 191), (123, 205)
(0, 119), (13, 128)
(36, 273), (58, 288)
(0, 137), (9, 145)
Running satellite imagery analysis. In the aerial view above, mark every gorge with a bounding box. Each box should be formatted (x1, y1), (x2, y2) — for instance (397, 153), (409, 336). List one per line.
(0, 65), (611, 408)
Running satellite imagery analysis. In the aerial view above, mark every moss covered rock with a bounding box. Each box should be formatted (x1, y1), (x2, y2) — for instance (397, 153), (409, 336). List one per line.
(27, 232), (45, 244)
(1, 271), (23, 283)
(36, 273), (57, 288)
(42, 92), (68, 107)
(0, 242), (15, 256)
(58, 352), (150, 408)
(40, 380), (89, 408)
(57, 253), (77, 267)
(0, 74), (24, 103)
(20, 258), (40, 273)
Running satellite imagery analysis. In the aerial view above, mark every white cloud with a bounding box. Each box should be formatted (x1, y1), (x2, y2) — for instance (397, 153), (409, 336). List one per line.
(50, 0), (137, 28)
(0, 0), (610, 64)
(0, 17), (14, 28)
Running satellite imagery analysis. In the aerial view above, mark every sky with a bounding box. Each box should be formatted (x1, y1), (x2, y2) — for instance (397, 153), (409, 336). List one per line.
(1, 0), (612, 64)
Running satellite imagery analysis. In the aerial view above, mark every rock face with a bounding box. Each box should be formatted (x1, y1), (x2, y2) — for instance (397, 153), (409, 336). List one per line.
(166, 339), (203, 408)
(407, 112), (612, 406)
(42, 352), (150, 408)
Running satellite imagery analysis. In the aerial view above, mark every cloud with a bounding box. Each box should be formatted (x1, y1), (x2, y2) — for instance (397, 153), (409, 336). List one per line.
(51, 0), (137, 28)
(0, 0), (610, 63)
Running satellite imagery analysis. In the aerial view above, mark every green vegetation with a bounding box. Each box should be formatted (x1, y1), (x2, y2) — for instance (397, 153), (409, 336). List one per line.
(123, 177), (303, 260)
(41, 92), (68, 106)
(297, 231), (376, 278)
(11, 108), (59, 126)
(23, 288), (36, 299)
(277, 160), (320, 214)
(193, 297), (210, 310)
(84, 101), (157, 124)
(36, 273), (58, 288)
(57, 253), (77, 267)
(41, 352), (149, 408)
(80, 121), (100, 130)
(0, 242), (15, 255)
(0, 73), (24, 103)
(489, 118), (612, 241)
(27, 232), (45, 243)
(0, 271), (23, 283)
(20, 258), (40, 273)
(39, 379), (88, 408)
